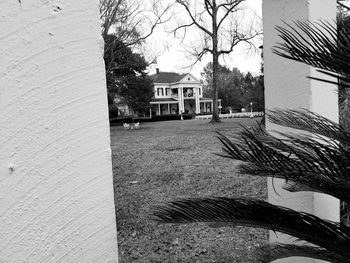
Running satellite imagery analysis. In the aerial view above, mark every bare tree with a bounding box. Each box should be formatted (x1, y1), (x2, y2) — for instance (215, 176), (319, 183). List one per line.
(100, 0), (172, 110)
(100, 0), (172, 48)
(173, 0), (261, 122)
(338, 0), (350, 11)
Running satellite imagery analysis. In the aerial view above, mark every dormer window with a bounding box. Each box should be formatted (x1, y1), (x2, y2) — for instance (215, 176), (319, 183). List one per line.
(188, 77), (190, 81)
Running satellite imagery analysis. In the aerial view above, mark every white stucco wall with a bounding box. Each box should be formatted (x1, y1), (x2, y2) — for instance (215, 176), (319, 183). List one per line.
(0, 1), (118, 262)
(263, 0), (338, 262)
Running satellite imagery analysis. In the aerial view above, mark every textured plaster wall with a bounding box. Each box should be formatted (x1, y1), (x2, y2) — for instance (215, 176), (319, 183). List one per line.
(263, 0), (338, 262)
(0, 1), (118, 262)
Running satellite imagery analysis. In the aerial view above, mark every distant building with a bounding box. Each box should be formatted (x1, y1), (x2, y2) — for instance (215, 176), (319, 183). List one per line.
(149, 68), (220, 116)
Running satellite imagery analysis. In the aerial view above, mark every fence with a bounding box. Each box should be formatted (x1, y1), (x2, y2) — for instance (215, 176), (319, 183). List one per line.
(195, 111), (264, 120)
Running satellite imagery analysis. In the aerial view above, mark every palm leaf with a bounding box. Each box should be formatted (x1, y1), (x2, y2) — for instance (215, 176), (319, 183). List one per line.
(273, 21), (350, 87)
(152, 197), (350, 258)
(215, 108), (350, 202)
(280, 181), (322, 193)
(267, 109), (350, 145)
(216, 134), (350, 203)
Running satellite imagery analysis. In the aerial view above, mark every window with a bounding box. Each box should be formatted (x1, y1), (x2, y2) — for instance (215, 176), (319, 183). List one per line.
(166, 88), (170, 96)
(199, 88), (201, 95)
(188, 77), (191, 81)
(157, 88), (163, 96)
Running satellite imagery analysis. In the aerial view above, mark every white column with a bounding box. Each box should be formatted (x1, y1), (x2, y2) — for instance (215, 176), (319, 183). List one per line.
(179, 87), (184, 113)
(195, 88), (200, 114)
(149, 107), (152, 118)
(168, 103), (170, 114)
(158, 104), (161, 115)
(263, 1), (338, 263)
(0, 1), (118, 262)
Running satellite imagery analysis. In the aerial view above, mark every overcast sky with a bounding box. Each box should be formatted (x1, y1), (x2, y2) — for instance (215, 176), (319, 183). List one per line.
(146, 0), (263, 78)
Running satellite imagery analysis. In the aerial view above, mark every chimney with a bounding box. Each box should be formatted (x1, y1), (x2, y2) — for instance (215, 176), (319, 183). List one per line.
(156, 68), (159, 74)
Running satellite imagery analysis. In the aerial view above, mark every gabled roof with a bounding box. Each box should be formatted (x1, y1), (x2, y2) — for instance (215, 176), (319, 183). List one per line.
(150, 72), (186, 84)
(178, 73), (199, 83)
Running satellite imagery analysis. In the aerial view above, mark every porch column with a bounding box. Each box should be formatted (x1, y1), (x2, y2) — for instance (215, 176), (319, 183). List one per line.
(0, 1), (118, 262)
(263, 1), (338, 262)
(195, 88), (200, 114)
(158, 104), (161, 115)
(149, 107), (152, 118)
(179, 87), (184, 113)
(168, 103), (170, 114)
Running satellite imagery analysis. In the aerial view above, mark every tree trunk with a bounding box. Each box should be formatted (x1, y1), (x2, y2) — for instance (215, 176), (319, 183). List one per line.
(210, 1), (221, 123)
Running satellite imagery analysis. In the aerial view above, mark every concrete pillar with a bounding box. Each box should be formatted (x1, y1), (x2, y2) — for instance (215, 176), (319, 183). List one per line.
(263, 0), (338, 262)
(0, 1), (118, 262)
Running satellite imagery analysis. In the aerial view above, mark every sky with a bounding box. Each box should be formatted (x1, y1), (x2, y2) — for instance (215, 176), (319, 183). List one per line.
(146, 0), (263, 79)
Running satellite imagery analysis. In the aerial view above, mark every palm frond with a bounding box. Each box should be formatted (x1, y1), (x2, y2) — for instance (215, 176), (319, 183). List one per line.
(267, 109), (350, 145)
(239, 163), (350, 204)
(215, 108), (350, 202)
(217, 137), (350, 203)
(273, 21), (350, 87)
(281, 181), (320, 193)
(152, 197), (350, 257)
(254, 243), (350, 263)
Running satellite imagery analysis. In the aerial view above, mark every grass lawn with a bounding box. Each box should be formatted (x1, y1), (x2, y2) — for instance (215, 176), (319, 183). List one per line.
(110, 118), (268, 263)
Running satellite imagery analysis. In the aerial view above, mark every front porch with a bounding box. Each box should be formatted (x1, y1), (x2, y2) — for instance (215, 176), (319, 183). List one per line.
(150, 98), (221, 116)
(150, 98), (179, 117)
(183, 99), (196, 114)
(200, 100), (213, 113)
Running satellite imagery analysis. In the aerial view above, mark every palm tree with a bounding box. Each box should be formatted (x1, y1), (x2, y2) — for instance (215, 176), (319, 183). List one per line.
(152, 17), (350, 263)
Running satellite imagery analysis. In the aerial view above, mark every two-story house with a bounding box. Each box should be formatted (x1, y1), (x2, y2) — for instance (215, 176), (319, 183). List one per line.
(149, 69), (220, 116)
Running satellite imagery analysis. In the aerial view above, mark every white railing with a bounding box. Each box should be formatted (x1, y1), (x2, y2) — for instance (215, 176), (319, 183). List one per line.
(195, 111), (264, 120)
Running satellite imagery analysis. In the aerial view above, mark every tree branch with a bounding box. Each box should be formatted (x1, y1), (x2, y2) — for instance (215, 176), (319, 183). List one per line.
(101, 0), (172, 49)
(218, 30), (261, 56)
(176, 0), (213, 37)
(217, 0), (244, 10)
(338, 0), (350, 11)
(217, 1), (244, 29)
(204, 0), (213, 17)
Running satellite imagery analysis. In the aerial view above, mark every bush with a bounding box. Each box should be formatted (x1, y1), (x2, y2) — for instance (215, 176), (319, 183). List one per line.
(151, 114), (194, 121)
(151, 114), (180, 121)
(108, 104), (120, 119)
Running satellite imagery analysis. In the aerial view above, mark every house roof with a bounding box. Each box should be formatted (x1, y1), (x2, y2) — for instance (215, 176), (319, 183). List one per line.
(150, 72), (186, 84)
